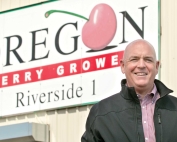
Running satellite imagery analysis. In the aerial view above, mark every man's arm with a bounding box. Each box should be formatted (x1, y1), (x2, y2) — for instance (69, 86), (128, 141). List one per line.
(81, 125), (103, 142)
(81, 130), (96, 142)
(81, 104), (103, 142)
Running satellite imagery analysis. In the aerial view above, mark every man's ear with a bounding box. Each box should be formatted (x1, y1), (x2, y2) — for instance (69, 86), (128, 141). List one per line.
(120, 59), (125, 74)
(156, 61), (160, 74)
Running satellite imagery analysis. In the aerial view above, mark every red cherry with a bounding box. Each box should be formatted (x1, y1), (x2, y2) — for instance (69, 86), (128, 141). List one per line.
(82, 3), (117, 50)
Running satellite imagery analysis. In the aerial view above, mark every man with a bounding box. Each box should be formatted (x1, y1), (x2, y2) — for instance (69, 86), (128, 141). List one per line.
(81, 39), (177, 142)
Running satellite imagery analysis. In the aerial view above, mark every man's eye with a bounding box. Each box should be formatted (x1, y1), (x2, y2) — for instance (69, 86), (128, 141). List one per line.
(130, 58), (138, 62)
(145, 59), (153, 62)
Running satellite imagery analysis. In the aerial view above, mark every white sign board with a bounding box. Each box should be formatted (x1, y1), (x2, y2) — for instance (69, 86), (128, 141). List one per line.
(0, 0), (159, 116)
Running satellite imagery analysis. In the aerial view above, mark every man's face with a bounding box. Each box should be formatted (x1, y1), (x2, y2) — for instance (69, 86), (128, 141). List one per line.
(120, 41), (159, 90)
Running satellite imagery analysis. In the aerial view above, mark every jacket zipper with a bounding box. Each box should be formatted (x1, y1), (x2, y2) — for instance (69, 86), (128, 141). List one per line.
(137, 132), (140, 142)
(135, 104), (140, 142)
(158, 113), (162, 142)
(155, 92), (168, 142)
(158, 114), (161, 124)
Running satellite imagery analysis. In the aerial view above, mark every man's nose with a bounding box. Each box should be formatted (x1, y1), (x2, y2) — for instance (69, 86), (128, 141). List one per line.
(137, 59), (146, 68)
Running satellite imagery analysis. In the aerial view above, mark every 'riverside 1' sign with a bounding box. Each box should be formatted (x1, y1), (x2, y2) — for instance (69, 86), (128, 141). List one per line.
(0, 0), (158, 116)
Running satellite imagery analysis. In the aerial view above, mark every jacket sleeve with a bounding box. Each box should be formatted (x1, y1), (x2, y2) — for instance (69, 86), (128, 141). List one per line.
(81, 123), (103, 142)
(81, 104), (103, 142)
(81, 130), (97, 142)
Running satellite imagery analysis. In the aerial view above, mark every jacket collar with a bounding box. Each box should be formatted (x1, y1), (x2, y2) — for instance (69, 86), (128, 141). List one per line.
(120, 79), (173, 103)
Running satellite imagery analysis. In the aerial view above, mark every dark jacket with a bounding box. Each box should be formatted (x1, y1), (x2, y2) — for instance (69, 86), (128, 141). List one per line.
(81, 79), (177, 142)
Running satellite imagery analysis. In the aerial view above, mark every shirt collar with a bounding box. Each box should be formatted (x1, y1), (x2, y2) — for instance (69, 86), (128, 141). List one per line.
(120, 79), (173, 104)
(137, 84), (158, 104)
(151, 84), (158, 103)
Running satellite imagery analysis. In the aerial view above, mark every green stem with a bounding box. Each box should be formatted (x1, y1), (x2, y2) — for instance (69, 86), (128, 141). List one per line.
(45, 10), (89, 21)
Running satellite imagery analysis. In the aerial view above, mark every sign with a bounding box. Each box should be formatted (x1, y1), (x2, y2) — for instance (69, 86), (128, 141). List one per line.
(0, 0), (159, 116)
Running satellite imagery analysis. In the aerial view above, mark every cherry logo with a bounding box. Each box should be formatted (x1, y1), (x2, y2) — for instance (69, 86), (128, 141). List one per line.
(45, 3), (117, 51)
(82, 4), (117, 50)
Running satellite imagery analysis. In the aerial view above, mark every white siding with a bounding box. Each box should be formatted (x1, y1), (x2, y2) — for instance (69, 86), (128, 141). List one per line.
(0, 106), (92, 142)
(161, 0), (177, 97)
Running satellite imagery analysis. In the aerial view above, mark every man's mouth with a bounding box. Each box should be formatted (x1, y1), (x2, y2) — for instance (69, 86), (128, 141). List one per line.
(135, 72), (147, 76)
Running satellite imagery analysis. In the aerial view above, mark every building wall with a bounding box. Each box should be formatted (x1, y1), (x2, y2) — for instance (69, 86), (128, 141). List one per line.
(0, 0), (177, 142)
(0, 106), (91, 142)
(161, 0), (177, 97)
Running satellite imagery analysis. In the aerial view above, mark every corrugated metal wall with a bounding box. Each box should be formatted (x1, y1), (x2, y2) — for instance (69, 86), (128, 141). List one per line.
(161, 0), (177, 97)
(0, 0), (177, 142)
(0, 106), (91, 142)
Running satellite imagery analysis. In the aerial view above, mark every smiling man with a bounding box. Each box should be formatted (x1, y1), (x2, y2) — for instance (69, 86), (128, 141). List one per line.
(81, 39), (177, 142)
(121, 39), (159, 97)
